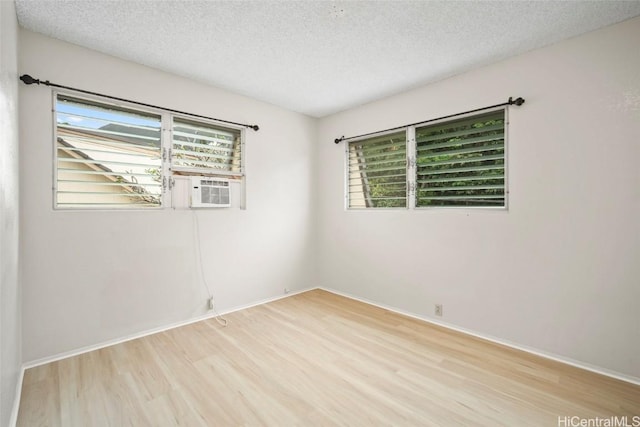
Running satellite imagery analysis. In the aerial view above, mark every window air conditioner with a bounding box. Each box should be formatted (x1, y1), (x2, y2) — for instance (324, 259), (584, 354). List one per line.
(190, 176), (231, 208)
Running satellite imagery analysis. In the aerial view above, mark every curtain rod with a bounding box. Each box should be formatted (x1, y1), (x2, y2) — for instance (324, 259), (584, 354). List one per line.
(334, 96), (524, 144)
(19, 74), (260, 131)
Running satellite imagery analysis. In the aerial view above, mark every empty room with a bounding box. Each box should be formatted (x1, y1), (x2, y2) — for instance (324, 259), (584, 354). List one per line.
(1, 0), (639, 426)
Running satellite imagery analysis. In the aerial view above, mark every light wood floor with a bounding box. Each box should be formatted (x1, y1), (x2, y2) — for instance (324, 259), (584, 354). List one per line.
(18, 289), (640, 426)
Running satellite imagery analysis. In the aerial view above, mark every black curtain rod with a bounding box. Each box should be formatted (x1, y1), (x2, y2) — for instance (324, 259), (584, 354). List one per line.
(334, 96), (524, 144)
(19, 74), (260, 131)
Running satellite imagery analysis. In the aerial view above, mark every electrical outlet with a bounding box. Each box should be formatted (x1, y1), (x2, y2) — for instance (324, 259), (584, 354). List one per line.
(435, 304), (443, 317)
(207, 297), (214, 311)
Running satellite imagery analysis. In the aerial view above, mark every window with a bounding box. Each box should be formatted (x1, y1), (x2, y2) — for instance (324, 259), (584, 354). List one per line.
(346, 109), (507, 209)
(56, 95), (163, 208)
(54, 93), (243, 209)
(347, 131), (407, 208)
(172, 118), (242, 177)
(416, 110), (505, 207)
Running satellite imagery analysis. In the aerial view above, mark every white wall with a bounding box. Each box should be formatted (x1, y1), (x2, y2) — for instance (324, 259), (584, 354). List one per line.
(19, 30), (317, 362)
(0, 1), (21, 425)
(317, 16), (640, 379)
(16, 12), (640, 383)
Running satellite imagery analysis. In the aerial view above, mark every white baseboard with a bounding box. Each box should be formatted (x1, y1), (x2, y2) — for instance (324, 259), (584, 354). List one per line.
(9, 366), (25, 427)
(319, 287), (640, 387)
(22, 286), (315, 370)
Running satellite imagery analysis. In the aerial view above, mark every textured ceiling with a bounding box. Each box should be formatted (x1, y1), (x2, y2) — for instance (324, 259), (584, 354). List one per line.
(14, 0), (640, 117)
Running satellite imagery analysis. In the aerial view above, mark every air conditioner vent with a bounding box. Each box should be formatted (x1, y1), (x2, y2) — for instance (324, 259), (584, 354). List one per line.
(190, 176), (231, 208)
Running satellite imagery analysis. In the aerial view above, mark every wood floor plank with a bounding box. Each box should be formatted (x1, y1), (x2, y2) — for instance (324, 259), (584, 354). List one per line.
(17, 289), (640, 426)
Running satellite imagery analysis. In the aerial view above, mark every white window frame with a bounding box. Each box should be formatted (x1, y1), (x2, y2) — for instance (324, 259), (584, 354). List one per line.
(345, 106), (509, 211)
(52, 89), (245, 210)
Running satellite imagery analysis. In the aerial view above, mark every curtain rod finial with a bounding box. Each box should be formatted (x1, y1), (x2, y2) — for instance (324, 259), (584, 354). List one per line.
(250, 125), (259, 131)
(334, 136), (344, 144)
(509, 96), (525, 106)
(20, 74), (40, 85)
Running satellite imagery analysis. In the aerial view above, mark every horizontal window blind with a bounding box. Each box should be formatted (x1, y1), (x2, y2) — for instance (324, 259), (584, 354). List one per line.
(55, 95), (162, 208)
(172, 119), (242, 176)
(347, 131), (407, 208)
(416, 110), (505, 207)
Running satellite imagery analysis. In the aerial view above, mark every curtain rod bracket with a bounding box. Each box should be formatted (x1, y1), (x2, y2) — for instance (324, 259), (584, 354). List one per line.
(19, 73), (260, 131)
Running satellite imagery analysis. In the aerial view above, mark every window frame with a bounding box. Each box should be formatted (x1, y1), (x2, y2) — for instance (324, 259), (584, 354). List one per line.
(52, 89), (246, 211)
(345, 106), (509, 211)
